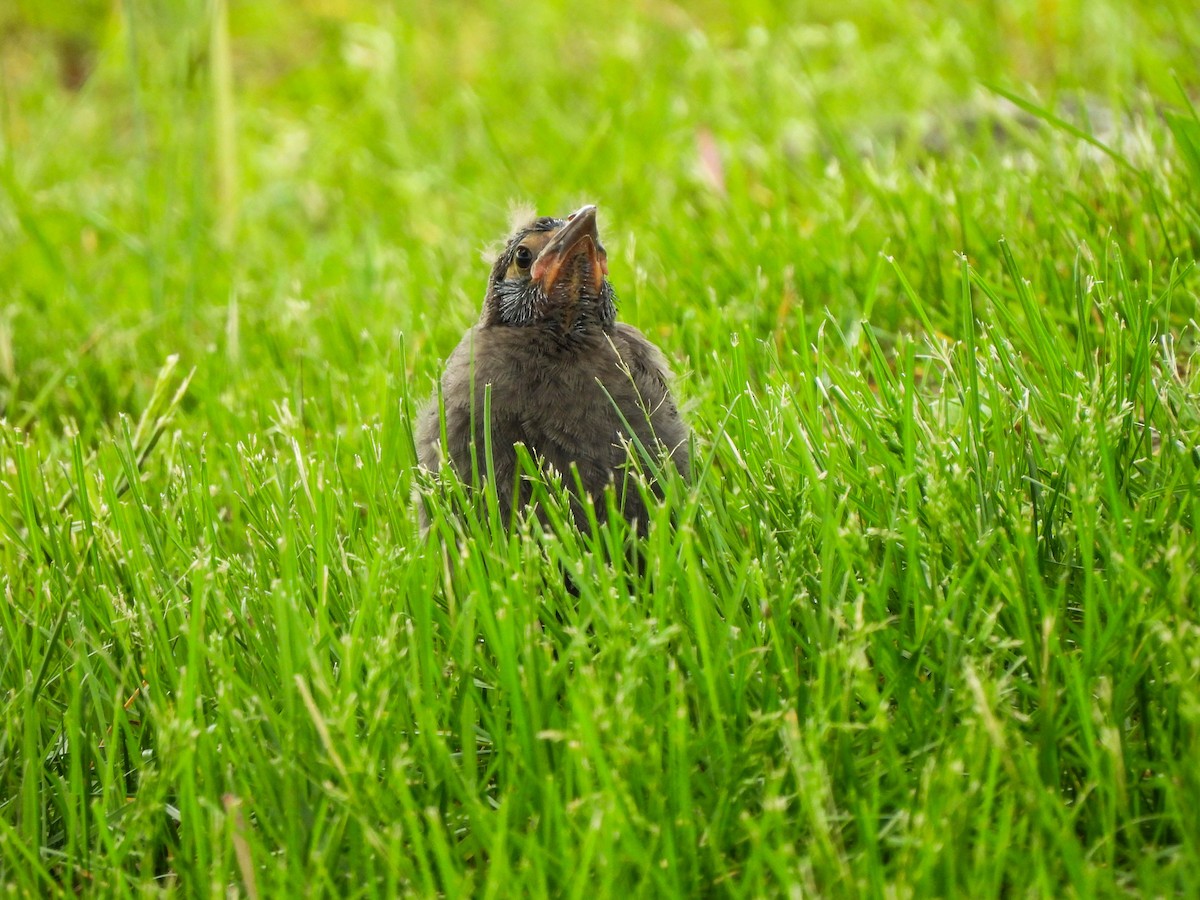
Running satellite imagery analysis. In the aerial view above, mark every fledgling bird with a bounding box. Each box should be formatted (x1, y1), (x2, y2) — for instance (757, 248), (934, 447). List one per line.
(416, 204), (689, 531)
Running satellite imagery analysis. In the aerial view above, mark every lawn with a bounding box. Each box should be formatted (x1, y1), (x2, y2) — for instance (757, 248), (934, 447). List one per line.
(2, 0), (1200, 895)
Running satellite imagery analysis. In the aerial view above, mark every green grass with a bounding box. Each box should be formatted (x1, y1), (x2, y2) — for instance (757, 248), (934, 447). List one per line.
(3, 0), (1200, 895)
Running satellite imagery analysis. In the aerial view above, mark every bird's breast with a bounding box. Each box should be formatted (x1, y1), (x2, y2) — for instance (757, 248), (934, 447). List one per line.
(467, 327), (633, 454)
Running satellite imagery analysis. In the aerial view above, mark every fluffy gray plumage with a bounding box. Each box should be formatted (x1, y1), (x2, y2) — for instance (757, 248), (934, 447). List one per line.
(416, 205), (689, 530)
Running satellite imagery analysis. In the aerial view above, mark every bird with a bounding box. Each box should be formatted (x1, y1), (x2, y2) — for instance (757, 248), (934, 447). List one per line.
(415, 204), (689, 532)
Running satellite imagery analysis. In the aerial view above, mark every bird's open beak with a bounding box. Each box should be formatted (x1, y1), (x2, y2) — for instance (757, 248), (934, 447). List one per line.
(531, 204), (609, 295)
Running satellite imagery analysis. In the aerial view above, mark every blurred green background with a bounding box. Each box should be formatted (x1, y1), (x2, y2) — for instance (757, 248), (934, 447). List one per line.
(2, 0), (1196, 442)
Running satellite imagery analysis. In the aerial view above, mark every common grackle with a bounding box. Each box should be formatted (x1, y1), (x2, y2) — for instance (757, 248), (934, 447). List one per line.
(416, 205), (688, 531)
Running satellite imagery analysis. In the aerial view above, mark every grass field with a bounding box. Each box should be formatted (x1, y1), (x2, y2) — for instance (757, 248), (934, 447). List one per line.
(3, 0), (1200, 895)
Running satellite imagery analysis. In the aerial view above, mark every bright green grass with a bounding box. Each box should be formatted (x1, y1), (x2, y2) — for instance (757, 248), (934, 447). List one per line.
(3, 0), (1200, 895)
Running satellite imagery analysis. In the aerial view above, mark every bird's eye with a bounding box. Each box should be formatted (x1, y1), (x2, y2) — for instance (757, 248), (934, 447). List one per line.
(515, 245), (534, 270)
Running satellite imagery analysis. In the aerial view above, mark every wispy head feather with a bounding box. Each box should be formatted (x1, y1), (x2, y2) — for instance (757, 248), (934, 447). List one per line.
(479, 200), (538, 263)
(506, 200), (538, 234)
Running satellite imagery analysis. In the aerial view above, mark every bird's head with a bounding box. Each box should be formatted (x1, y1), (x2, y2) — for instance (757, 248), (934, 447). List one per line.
(480, 204), (616, 334)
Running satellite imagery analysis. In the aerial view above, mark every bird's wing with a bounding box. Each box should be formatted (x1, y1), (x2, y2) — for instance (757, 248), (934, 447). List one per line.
(609, 323), (690, 478)
(415, 381), (446, 471)
(415, 328), (479, 472)
(609, 323), (672, 403)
